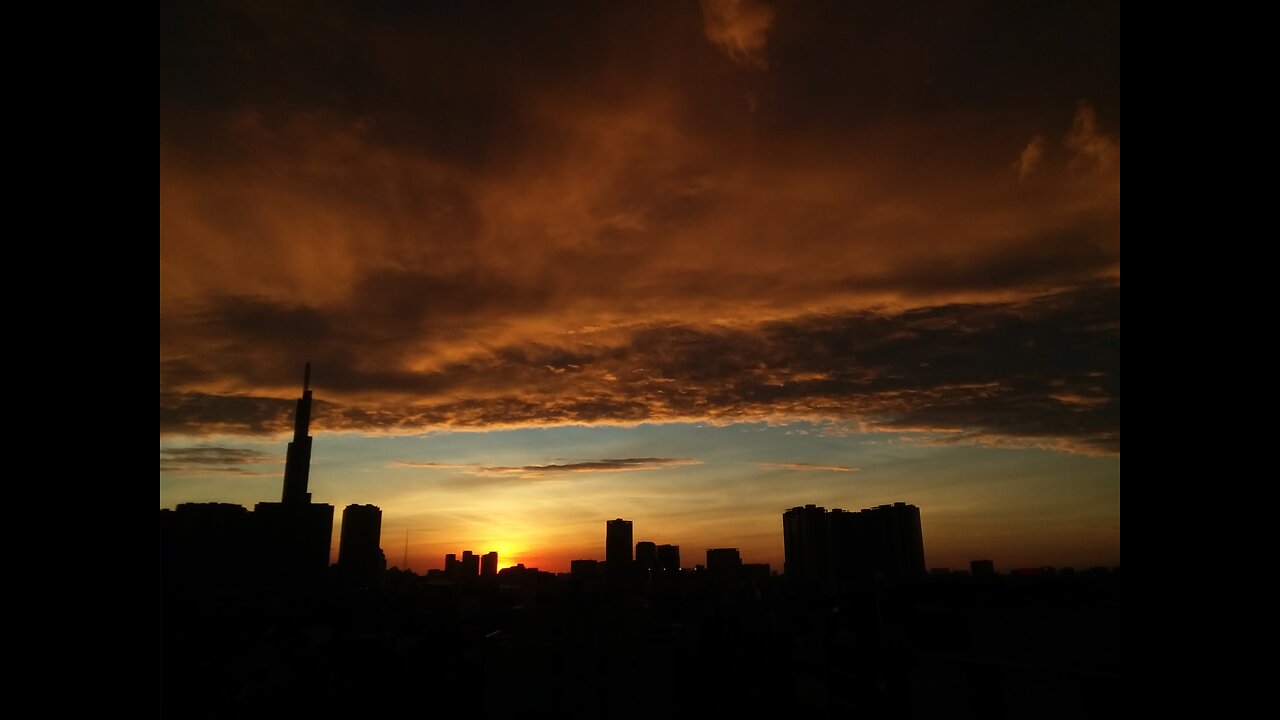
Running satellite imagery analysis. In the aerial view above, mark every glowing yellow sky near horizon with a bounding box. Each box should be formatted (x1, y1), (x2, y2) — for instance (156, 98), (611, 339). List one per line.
(160, 422), (1120, 573)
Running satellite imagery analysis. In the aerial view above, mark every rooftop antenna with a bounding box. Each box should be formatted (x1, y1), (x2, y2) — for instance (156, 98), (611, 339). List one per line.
(303, 361), (311, 391)
(403, 528), (410, 571)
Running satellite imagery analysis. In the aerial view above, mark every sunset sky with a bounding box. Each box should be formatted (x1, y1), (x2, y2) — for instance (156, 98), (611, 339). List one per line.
(160, 1), (1120, 573)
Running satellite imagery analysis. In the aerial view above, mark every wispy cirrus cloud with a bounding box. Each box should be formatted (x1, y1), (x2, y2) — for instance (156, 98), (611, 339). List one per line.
(1015, 134), (1046, 179)
(396, 457), (700, 480)
(393, 461), (481, 470)
(479, 458), (700, 476)
(757, 462), (858, 473)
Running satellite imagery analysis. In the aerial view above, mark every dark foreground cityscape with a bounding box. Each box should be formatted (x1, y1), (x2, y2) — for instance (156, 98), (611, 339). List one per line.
(162, 369), (1120, 718)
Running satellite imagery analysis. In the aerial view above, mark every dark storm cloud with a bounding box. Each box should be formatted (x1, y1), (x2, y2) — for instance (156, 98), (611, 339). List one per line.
(158, 445), (280, 474)
(162, 1), (1119, 163)
(160, 392), (296, 435)
(160, 286), (1118, 453)
(160, 1), (712, 165)
(753, 2), (1120, 138)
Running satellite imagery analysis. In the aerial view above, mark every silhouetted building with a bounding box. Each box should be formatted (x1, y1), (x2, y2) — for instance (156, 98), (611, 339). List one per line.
(783, 504), (829, 584)
(657, 544), (681, 572)
(571, 559), (601, 577)
(251, 364), (335, 585)
(482, 551), (498, 577)
(743, 563), (771, 583)
(861, 502), (926, 581)
(281, 363), (315, 504)
(706, 548), (742, 576)
(784, 501), (926, 587)
(497, 562), (554, 600)
(971, 559), (995, 577)
(636, 541), (658, 572)
(252, 501), (334, 584)
(337, 504), (385, 585)
(462, 550), (480, 578)
(162, 502), (252, 589)
(826, 507), (862, 583)
(606, 518), (633, 575)
(445, 553), (460, 580)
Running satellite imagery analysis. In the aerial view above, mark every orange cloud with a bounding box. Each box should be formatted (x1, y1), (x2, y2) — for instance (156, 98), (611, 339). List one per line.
(1016, 134), (1046, 179)
(1067, 101), (1120, 174)
(161, 288), (1119, 455)
(160, 4), (1120, 455)
(700, 0), (777, 68)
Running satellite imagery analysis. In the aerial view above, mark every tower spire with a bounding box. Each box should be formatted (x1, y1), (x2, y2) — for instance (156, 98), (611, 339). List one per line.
(281, 363), (315, 504)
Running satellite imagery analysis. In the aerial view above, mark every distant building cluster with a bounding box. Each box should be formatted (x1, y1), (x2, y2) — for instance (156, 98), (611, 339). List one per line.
(442, 549), (500, 580)
(574, 518), (678, 579)
(568, 519), (766, 582)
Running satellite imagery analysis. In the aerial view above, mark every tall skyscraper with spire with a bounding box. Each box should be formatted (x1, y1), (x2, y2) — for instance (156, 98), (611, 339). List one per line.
(252, 362), (334, 586)
(281, 362), (315, 504)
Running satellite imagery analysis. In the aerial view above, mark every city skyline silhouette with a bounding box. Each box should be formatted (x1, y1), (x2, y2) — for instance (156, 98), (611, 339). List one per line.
(165, 365), (940, 578)
(162, 3), (1118, 714)
(163, 364), (1114, 575)
(161, 2), (1119, 575)
(163, 363), (1117, 717)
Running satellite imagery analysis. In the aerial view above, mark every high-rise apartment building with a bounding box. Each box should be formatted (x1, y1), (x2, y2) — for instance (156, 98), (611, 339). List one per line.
(606, 518), (633, 574)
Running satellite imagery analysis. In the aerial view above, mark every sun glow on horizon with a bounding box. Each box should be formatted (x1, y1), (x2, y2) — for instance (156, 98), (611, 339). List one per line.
(493, 546), (525, 571)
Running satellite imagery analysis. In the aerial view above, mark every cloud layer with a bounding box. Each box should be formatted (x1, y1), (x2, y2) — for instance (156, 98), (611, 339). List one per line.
(700, 0), (777, 68)
(161, 287), (1118, 453)
(159, 445), (280, 475)
(161, 3), (1120, 455)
